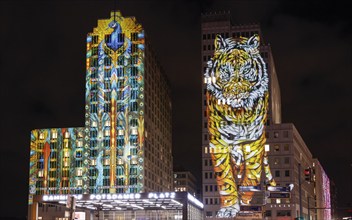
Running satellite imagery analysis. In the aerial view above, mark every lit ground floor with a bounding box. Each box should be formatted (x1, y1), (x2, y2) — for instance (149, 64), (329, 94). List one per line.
(204, 203), (315, 219)
(28, 192), (203, 220)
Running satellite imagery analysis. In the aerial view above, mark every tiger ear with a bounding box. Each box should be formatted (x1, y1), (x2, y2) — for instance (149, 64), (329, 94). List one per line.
(215, 35), (227, 51)
(247, 34), (260, 49)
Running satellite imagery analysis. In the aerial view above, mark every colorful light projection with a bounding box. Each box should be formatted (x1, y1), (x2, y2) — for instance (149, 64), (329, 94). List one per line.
(28, 12), (145, 202)
(204, 35), (276, 217)
(322, 172), (331, 220)
(29, 128), (85, 200)
(85, 11), (145, 194)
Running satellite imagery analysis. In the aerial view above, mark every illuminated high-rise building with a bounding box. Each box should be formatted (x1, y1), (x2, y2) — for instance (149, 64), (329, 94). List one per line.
(27, 11), (192, 220)
(201, 11), (330, 219)
(201, 12), (281, 218)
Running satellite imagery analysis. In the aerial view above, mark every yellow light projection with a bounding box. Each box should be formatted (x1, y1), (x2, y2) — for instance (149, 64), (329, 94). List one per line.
(204, 35), (276, 217)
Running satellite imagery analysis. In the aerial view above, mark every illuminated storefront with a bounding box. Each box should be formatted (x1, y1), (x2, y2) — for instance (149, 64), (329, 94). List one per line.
(34, 192), (203, 220)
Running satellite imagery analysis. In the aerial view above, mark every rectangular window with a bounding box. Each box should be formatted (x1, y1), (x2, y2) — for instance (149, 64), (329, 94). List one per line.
(117, 79), (124, 88)
(130, 167), (138, 175)
(91, 46), (98, 56)
(130, 78), (138, 88)
(91, 81), (97, 91)
(90, 149), (97, 157)
(131, 44), (138, 53)
(104, 81), (111, 90)
(76, 169), (83, 176)
(104, 103), (110, 112)
(277, 210), (291, 216)
(104, 139), (110, 147)
(104, 69), (111, 78)
(90, 104), (98, 113)
(49, 161), (57, 169)
(117, 67), (124, 77)
(131, 55), (138, 65)
(90, 92), (97, 102)
(51, 132), (57, 139)
(131, 90), (138, 99)
(104, 57), (112, 66)
(89, 168), (97, 176)
(105, 34), (111, 43)
(117, 33), (125, 42)
(75, 160), (83, 167)
(131, 33), (138, 41)
(284, 157), (290, 164)
(38, 170), (44, 178)
(90, 58), (98, 67)
(285, 170), (290, 177)
(274, 145), (280, 152)
(76, 151), (82, 158)
(90, 130), (97, 138)
(275, 170), (280, 177)
(105, 92), (111, 102)
(118, 56), (124, 65)
(91, 35), (99, 44)
(130, 102), (138, 111)
(131, 67), (138, 77)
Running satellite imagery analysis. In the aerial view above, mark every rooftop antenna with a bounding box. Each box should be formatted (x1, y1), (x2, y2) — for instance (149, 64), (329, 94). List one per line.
(113, 0), (117, 22)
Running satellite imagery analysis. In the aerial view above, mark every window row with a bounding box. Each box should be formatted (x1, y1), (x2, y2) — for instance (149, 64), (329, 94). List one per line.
(89, 55), (140, 68)
(91, 33), (140, 44)
(202, 31), (259, 41)
(204, 184), (218, 192)
(204, 197), (219, 205)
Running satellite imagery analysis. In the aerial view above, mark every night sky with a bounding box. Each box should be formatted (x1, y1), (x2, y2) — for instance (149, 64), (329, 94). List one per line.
(0, 0), (351, 218)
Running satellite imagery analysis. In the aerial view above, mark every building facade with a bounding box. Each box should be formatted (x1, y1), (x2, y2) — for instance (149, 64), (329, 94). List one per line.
(28, 11), (179, 219)
(174, 170), (198, 197)
(201, 12), (281, 218)
(313, 159), (331, 220)
(265, 123), (316, 220)
(201, 11), (330, 220)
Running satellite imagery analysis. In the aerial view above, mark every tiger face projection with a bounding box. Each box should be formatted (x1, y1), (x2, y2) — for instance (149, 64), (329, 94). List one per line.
(204, 35), (276, 217)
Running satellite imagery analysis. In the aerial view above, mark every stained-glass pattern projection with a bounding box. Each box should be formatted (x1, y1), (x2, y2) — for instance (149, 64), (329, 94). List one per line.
(29, 128), (85, 198)
(204, 35), (276, 217)
(85, 11), (145, 194)
(28, 11), (145, 202)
